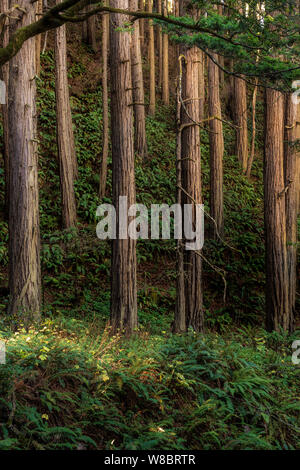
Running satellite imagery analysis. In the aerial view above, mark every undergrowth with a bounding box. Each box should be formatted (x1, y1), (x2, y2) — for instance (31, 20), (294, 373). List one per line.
(0, 318), (299, 450)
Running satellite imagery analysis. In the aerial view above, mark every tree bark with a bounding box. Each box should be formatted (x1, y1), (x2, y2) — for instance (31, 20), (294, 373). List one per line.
(198, 49), (205, 122)
(181, 48), (203, 332)
(157, 0), (163, 92)
(208, 54), (224, 239)
(176, 0), (204, 332)
(130, 0), (148, 159)
(55, 6), (77, 228)
(99, 0), (110, 198)
(0, 0), (9, 218)
(147, 0), (155, 116)
(264, 89), (291, 332)
(246, 78), (258, 178)
(35, 0), (43, 76)
(284, 94), (298, 331)
(162, 0), (169, 105)
(174, 88), (186, 333)
(110, 0), (138, 334)
(139, 0), (145, 54)
(234, 76), (248, 172)
(297, 96), (300, 214)
(7, 0), (41, 322)
(217, 4), (224, 85)
(82, 6), (97, 52)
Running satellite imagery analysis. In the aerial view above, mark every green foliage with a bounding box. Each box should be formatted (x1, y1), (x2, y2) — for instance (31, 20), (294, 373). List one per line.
(0, 320), (299, 450)
(163, 1), (300, 90)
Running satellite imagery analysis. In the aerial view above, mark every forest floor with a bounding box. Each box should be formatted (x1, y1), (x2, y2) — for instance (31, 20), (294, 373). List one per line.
(0, 27), (299, 450)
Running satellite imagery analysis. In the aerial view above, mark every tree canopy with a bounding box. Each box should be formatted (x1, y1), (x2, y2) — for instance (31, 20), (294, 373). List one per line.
(0, 0), (299, 90)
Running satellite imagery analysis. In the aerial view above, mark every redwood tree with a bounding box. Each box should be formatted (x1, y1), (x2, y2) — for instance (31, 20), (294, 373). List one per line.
(55, 8), (78, 228)
(7, 0), (41, 321)
(147, 0), (155, 116)
(130, 0), (148, 159)
(161, 0), (169, 105)
(208, 54), (224, 239)
(284, 94), (298, 330)
(110, 0), (138, 333)
(264, 89), (291, 332)
(233, 76), (248, 173)
(175, 1), (203, 333)
(99, 0), (110, 197)
(82, 5), (97, 52)
(0, 0), (9, 218)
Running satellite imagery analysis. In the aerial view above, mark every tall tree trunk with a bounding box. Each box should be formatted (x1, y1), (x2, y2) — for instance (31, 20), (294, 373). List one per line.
(0, 0), (9, 218)
(297, 97), (300, 214)
(147, 0), (156, 116)
(35, 0), (43, 76)
(234, 76), (248, 172)
(157, 0), (163, 92)
(174, 0), (179, 58)
(139, 0), (145, 54)
(87, 10), (97, 52)
(175, 2), (203, 333)
(82, 6), (97, 52)
(284, 94), (298, 331)
(217, 4), (224, 85)
(174, 87), (186, 333)
(7, 0), (41, 322)
(198, 49), (205, 122)
(110, 0), (138, 333)
(264, 89), (291, 332)
(99, 0), (110, 198)
(55, 10), (77, 228)
(162, 0), (169, 105)
(130, 0), (148, 159)
(208, 54), (224, 239)
(181, 49), (203, 332)
(246, 78), (258, 178)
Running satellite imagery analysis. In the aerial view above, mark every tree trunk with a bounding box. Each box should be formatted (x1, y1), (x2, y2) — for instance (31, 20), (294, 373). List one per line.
(0, 0), (9, 218)
(130, 0), (148, 159)
(198, 49), (205, 122)
(234, 76), (248, 172)
(82, 6), (97, 52)
(208, 54), (224, 239)
(157, 0), (163, 92)
(176, 1), (204, 332)
(174, 0), (179, 57)
(162, 1), (169, 105)
(284, 94), (297, 331)
(7, 0), (41, 322)
(181, 48), (203, 332)
(174, 88), (186, 333)
(246, 78), (258, 178)
(35, 0), (43, 76)
(217, 4), (224, 85)
(264, 89), (291, 332)
(55, 9), (77, 228)
(99, 1), (110, 198)
(139, 0), (145, 54)
(110, 0), (138, 334)
(297, 97), (300, 214)
(147, 0), (156, 116)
